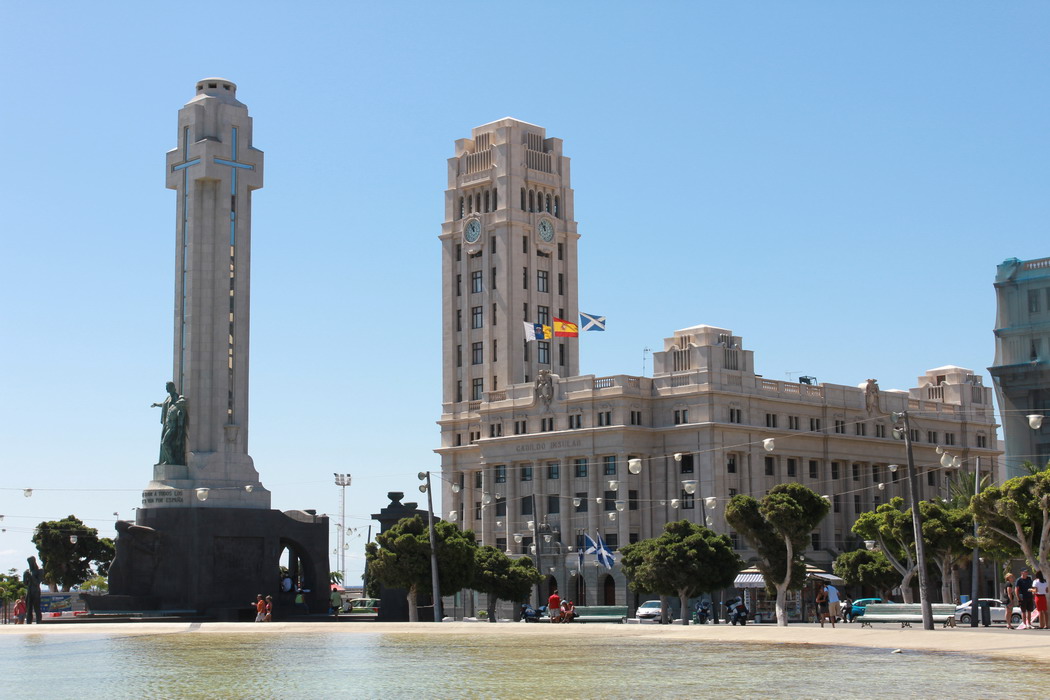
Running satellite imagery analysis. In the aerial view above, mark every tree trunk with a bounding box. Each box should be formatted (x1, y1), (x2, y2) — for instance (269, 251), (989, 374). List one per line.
(406, 586), (419, 623)
(776, 536), (793, 626)
(678, 590), (690, 626)
(950, 565), (961, 604)
(935, 558), (951, 604)
(900, 568), (915, 603)
(659, 594), (669, 624)
(487, 595), (498, 622)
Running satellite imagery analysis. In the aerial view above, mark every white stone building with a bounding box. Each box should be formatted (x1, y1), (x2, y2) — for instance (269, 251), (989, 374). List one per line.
(436, 119), (1000, 611)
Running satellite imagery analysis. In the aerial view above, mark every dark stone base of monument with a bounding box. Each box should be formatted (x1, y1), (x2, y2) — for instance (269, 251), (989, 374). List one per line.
(88, 507), (328, 620)
(371, 491), (439, 622)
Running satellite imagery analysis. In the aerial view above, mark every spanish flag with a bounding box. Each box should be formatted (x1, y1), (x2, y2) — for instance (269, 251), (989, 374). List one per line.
(553, 318), (578, 337)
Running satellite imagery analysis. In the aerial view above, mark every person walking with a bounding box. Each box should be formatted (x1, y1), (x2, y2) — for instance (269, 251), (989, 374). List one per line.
(826, 583), (842, 623)
(1003, 573), (1018, 629)
(1033, 571), (1048, 629)
(1016, 571), (1034, 629)
(264, 595), (274, 622)
(840, 596), (852, 623)
(815, 582), (834, 628)
(253, 594), (266, 622)
(330, 588), (343, 618)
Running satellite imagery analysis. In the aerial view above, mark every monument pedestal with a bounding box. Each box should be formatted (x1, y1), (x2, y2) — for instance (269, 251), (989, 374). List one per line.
(88, 507), (328, 620)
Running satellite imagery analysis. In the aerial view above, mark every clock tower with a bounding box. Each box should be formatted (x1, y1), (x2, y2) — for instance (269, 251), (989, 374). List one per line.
(438, 119), (580, 444)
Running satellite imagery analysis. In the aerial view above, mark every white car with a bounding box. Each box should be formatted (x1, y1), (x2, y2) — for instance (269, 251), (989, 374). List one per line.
(954, 598), (1020, 626)
(634, 600), (680, 624)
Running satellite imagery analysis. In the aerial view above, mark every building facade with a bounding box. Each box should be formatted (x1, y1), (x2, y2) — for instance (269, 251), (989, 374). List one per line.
(990, 256), (1050, 478)
(436, 120), (1001, 612)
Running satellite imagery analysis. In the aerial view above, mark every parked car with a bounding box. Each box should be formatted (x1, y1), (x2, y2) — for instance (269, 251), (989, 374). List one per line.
(955, 598), (1021, 626)
(850, 598), (882, 619)
(344, 598), (380, 613)
(635, 600), (679, 623)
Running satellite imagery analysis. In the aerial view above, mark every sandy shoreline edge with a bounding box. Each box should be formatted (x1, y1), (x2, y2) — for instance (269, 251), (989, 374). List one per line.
(3, 621), (1048, 663)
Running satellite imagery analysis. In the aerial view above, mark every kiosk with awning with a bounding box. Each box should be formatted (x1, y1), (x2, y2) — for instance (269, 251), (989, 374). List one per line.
(732, 565), (844, 623)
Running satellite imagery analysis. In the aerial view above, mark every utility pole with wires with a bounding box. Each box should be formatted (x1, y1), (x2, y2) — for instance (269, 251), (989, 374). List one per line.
(334, 473), (351, 584)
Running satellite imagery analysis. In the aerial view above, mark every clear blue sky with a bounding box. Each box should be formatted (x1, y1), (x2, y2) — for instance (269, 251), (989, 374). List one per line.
(1, 2), (1047, 583)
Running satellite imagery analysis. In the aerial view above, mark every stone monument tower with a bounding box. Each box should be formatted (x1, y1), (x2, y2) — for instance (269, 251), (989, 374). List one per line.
(91, 80), (328, 619)
(143, 77), (269, 509)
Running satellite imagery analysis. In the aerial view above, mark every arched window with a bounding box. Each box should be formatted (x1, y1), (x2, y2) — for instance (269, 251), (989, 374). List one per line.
(554, 196), (560, 218)
(545, 193), (551, 213)
(484, 190), (490, 213)
(602, 574), (616, 605)
(520, 187), (526, 210)
(529, 190), (535, 212)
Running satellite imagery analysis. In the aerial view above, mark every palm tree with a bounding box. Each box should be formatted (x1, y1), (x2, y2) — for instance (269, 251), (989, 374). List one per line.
(329, 571), (344, 585)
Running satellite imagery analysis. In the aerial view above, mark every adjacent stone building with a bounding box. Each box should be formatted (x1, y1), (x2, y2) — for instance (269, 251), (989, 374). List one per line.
(436, 119), (1001, 613)
(990, 256), (1050, 478)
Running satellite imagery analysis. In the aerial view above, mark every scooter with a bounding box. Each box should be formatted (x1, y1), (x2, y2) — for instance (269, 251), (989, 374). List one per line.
(519, 603), (543, 622)
(693, 601), (712, 624)
(724, 597), (748, 625)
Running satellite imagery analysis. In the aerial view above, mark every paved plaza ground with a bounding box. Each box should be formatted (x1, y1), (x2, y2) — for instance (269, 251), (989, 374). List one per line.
(4, 621), (1049, 664)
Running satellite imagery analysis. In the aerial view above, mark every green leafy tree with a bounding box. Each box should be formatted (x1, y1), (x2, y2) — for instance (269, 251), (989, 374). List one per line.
(0, 569), (26, 603)
(472, 546), (543, 622)
(919, 499), (971, 603)
(832, 549), (898, 599)
(31, 515), (114, 591)
(852, 498), (917, 603)
(725, 483), (828, 626)
(971, 470), (1050, 575)
(78, 574), (109, 592)
(364, 515), (477, 622)
(620, 520), (742, 625)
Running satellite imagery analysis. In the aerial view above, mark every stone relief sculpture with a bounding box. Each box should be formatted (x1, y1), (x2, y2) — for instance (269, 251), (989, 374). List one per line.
(534, 369), (554, 408)
(864, 378), (881, 414)
(107, 521), (162, 597)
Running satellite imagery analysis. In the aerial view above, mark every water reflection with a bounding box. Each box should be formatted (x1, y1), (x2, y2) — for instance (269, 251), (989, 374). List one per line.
(1, 629), (1041, 699)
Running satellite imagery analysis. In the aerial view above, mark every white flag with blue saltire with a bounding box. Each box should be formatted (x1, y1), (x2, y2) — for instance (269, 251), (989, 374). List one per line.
(580, 312), (606, 331)
(584, 533), (600, 555)
(596, 534), (616, 569)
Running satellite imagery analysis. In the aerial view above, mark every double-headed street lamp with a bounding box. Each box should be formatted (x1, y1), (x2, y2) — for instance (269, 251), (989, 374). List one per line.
(334, 473), (351, 584)
(418, 471), (442, 622)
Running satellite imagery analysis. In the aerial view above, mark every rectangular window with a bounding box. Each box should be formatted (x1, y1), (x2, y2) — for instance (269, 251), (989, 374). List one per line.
(811, 533), (821, 551)
(494, 465), (506, 483)
(831, 462), (840, 480)
(765, 413), (777, 428)
(834, 420), (845, 434)
(471, 378), (483, 400)
(944, 432), (955, 446)
(788, 416), (800, 430)
(456, 310), (462, 332)
(521, 466), (533, 481)
(597, 410), (611, 426)
(471, 342), (483, 365)
(521, 497), (533, 516)
(456, 344), (462, 367)
(547, 494), (560, 514)
(491, 266), (496, 289)
(558, 342), (565, 367)
(674, 409), (688, 425)
(977, 434), (987, 448)
(523, 303), (529, 322)
(455, 243), (462, 261)
(558, 273), (564, 295)
(875, 424), (886, 438)
(603, 455), (617, 475)
(574, 458), (588, 478)
(1029, 289), (1042, 313)
(538, 341), (550, 364)
(727, 455), (737, 473)
(729, 408), (742, 424)
(809, 460), (818, 479)
(557, 242), (564, 260)
(523, 267), (529, 289)
(927, 470), (935, 486)
(488, 423), (502, 438)
(496, 497), (506, 517)
(471, 270), (483, 293)
(538, 270), (549, 292)
(471, 306), (483, 329)
(603, 491), (616, 511)
(547, 462), (560, 479)
(834, 495), (842, 513)
(514, 420), (526, 435)
(538, 305), (550, 325)
(787, 458), (797, 477)
(575, 492), (588, 512)
(456, 274), (462, 297)
(523, 236), (529, 254)
(475, 471), (483, 489)
(631, 410), (643, 425)
(679, 453), (694, 474)
(475, 501), (482, 519)
(492, 339), (498, 362)
(729, 488), (738, 497)
(872, 465), (880, 483)
(540, 417), (554, 432)
(764, 456), (775, 476)
(605, 533), (618, 550)
(855, 423), (866, 436)
(852, 464), (860, 481)
(681, 491), (695, 510)
(853, 494), (862, 514)
(810, 417), (822, 431)
(629, 489), (639, 511)
(492, 302), (497, 326)
(927, 431), (937, 444)
(567, 414), (580, 429)
(730, 533), (741, 550)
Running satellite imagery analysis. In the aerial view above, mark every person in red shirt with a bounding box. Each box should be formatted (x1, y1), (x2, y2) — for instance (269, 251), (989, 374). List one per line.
(548, 590), (562, 622)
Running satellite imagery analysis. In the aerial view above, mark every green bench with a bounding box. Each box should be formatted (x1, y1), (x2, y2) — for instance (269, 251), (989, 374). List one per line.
(859, 603), (957, 628)
(570, 605), (627, 623)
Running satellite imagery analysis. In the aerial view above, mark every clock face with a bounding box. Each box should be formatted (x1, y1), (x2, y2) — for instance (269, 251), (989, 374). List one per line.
(464, 219), (481, 243)
(538, 219), (554, 242)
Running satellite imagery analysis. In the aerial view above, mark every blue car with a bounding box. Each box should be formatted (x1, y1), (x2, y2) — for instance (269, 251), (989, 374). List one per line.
(851, 598), (882, 618)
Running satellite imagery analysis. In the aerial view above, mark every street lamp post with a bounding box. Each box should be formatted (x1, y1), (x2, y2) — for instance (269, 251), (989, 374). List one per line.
(334, 473), (351, 584)
(418, 471), (442, 623)
(895, 411), (934, 630)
